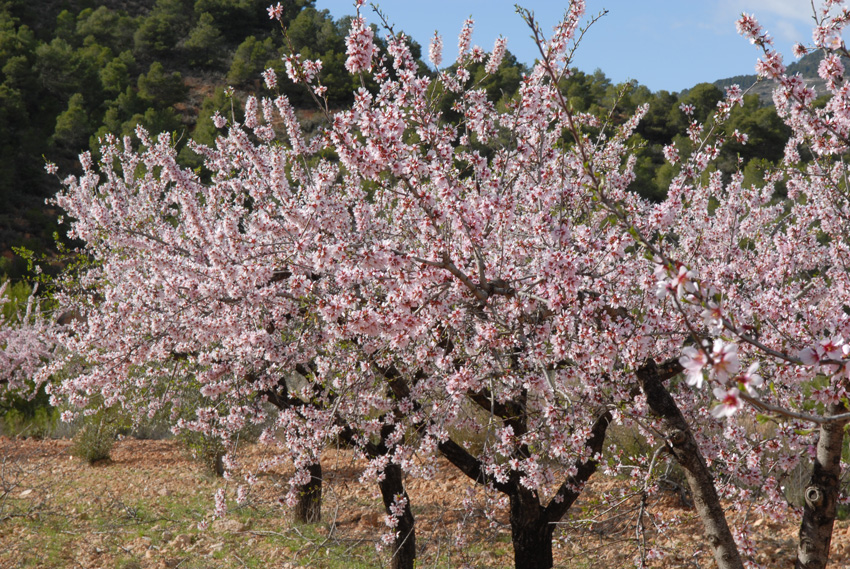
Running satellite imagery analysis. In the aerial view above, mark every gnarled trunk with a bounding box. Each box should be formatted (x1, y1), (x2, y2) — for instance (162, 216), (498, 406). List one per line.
(636, 359), (744, 569)
(293, 461), (322, 524)
(796, 403), (848, 569)
(379, 462), (416, 569)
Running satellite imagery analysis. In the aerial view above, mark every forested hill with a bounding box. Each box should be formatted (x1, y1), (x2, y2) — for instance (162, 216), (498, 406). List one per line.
(0, 0), (795, 281)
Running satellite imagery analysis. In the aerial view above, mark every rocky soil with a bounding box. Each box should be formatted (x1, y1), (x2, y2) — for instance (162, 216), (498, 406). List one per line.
(1, 437), (849, 568)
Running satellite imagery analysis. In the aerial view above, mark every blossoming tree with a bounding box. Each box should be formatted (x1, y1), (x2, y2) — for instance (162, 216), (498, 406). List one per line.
(0, 281), (59, 398)
(584, 4), (850, 569)
(44, 3), (658, 567)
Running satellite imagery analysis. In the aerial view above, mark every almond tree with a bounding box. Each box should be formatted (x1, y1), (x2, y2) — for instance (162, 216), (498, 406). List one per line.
(564, 4), (850, 569)
(0, 281), (57, 397)
(44, 4), (662, 567)
(306, 5), (659, 567)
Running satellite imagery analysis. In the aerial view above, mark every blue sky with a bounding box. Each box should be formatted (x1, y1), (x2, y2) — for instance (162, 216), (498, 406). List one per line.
(313, 0), (825, 93)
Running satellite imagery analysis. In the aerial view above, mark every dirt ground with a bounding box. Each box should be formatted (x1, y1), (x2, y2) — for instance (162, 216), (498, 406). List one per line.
(1, 436), (849, 568)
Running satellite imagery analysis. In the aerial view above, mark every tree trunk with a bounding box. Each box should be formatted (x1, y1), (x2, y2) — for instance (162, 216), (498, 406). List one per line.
(378, 462), (416, 569)
(438, 409), (610, 569)
(293, 462), (322, 524)
(509, 486), (555, 569)
(637, 359), (744, 569)
(260, 374), (325, 524)
(796, 403), (848, 569)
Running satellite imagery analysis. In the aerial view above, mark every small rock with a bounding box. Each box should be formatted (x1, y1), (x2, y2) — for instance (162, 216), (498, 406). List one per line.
(128, 536), (152, 553)
(157, 487), (172, 497)
(170, 534), (194, 550)
(359, 512), (382, 528)
(19, 489), (32, 498)
(212, 518), (250, 533)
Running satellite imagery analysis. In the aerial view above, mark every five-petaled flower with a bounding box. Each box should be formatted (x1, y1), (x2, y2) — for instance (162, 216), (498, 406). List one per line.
(711, 339), (740, 382)
(711, 386), (742, 418)
(738, 362), (763, 394)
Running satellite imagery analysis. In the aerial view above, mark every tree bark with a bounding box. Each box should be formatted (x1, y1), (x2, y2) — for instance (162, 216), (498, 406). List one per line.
(293, 461), (322, 524)
(796, 402), (848, 569)
(379, 462), (416, 569)
(636, 358), (744, 569)
(509, 486), (555, 569)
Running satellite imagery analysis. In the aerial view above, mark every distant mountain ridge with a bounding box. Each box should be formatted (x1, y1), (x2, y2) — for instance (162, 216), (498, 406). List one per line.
(710, 50), (842, 104)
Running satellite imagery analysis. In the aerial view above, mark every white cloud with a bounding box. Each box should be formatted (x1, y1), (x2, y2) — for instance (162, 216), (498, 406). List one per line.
(715, 0), (824, 45)
(721, 0), (816, 24)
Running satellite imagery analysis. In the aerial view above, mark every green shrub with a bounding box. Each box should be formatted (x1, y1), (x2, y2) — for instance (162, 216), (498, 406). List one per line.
(179, 429), (226, 476)
(70, 406), (126, 464)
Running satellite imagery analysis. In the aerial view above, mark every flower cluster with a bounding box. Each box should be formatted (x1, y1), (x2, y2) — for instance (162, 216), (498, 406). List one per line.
(344, 16), (374, 74)
(428, 32), (443, 68)
(485, 37), (507, 74)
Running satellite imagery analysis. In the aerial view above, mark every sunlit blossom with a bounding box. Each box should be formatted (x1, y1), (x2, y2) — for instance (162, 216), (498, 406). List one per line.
(711, 387), (742, 418)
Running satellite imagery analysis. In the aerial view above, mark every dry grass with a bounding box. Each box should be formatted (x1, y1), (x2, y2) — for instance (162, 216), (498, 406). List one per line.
(2, 437), (850, 568)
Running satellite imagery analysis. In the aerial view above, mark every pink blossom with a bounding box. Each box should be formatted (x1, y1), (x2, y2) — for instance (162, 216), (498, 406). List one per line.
(725, 84), (744, 106)
(700, 301), (723, 332)
(267, 2), (283, 21)
(485, 38), (507, 74)
(262, 68), (277, 90)
(737, 362), (763, 394)
(662, 143), (679, 164)
(344, 16), (374, 74)
(212, 111), (226, 129)
(680, 346), (708, 388)
(457, 18), (474, 62)
(711, 387), (742, 418)
(710, 339), (740, 382)
(671, 265), (697, 298)
(284, 55), (301, 83)
(214, 488), (226, 518)
(736, 13), (770, 46)
(755, 51), (786, 79)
